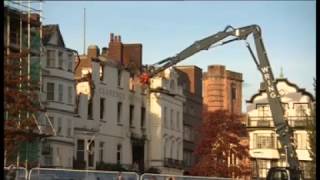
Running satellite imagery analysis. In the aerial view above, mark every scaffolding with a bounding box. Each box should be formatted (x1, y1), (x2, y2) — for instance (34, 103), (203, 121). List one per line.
(4, 0), (55, 169)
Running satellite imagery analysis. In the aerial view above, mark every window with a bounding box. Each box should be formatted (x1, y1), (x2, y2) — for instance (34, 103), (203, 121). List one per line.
(67, 54), (73, 72)
(129, 105), (134, 127)
(294, 103), (309, 116)
(99, 142), (104, 162)
(100, 98), (105, 120)
(47, 82), (55, 101)
(47, 50), (55, 68)
(184, 126), (192, 141)
(257, 104), (270, 118)
(282, 103), (289, 116)
(164, 139), (167, 159)
(176, 111), (180, 130)
(171, 141), (175, 159)
(117, 69), (122, 87)
(67, 120), (71, 137)
(58, 84), (63, 102)
(68, 86), (73, 104)
(257, 159), (270, 178)
(254, 134), (275, 149)
(170, 80), (175, 90)
(57, 117), (62, 136)
(117, 144), (122, 164)
(48, 116), (54, 127)
(183, 151), (193, 167)
(163, 107), (168, 128)
(88, 99), (93, 120)
(117, 102), (122, 124)
(176, 142), (180, 160)
(88, 140), (95, 167)
(294, 133), (307, 149)
(58, 51), (63, 69)
(100, 65), (104, 81)
(170, 109), (174, 129)
(231, 83), (236, 100)
(141, 107), (146, 128)
(77, 139), (85, 161)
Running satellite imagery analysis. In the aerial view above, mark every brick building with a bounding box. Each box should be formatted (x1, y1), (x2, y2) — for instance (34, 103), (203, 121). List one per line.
(176, 66), (203, 171)
(75, 33), (142, 78)
(203, 65), (243, 115)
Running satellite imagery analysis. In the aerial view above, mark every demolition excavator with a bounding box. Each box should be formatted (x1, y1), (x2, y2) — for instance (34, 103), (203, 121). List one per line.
(139, 25), (303, 180)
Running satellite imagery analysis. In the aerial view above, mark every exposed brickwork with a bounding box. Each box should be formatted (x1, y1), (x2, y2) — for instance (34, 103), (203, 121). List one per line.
(203, 65), (243, 115)
(75, 33), (143, 79)
(176, 66), (202, 96)
(107, 33), (142, 71)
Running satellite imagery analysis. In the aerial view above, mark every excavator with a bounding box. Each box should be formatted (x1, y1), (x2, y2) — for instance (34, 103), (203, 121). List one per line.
(139, 24), (303, 180)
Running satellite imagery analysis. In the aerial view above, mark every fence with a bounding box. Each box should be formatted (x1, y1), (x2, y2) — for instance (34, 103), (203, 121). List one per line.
(141, 173), (231, 180)
(28, 168), (139, 180)
(4, 167), (28, 180)
(4, 168), (231, 180)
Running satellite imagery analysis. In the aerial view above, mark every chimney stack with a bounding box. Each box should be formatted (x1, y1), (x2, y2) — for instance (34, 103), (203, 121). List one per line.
(87, 45), (100, 59)
(110, 33), (114, 42)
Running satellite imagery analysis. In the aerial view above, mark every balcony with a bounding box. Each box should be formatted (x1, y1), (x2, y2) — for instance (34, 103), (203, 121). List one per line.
(247, 116), (312, 128)
(164, 158), (183, 169)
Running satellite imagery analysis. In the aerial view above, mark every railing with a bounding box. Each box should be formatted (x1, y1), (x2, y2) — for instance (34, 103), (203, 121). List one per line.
(163, 158), (184, 169)
(141, 173), (232, 180)
(247, 116), (312, 128)
(3, 167), (233, 180)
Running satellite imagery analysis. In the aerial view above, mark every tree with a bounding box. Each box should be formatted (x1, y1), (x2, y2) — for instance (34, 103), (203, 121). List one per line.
(4, 51), (41, 168)
(190, 110), (250, 178)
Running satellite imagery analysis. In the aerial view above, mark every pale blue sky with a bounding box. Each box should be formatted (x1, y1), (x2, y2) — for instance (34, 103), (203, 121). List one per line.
(40, 1), (315, 112)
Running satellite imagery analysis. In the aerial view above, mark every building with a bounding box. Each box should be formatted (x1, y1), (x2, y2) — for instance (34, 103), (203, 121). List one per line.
(246, 78), (315, 179)
(74, 34), (148, 171)
(175, 66), (203, 171)
(148, 68), (185, 174)
(75, 52), (148, 170)
(203, 64), (250, 178)
(39, 25), (77, 168)
(203, 65), (243, 115)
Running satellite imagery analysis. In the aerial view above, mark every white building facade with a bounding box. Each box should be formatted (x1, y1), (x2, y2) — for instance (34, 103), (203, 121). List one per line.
(246, 78), (315, 179)
(75, 56), (148, 171)
(40, 25), (76, 168)
(148, 68), (185, 174)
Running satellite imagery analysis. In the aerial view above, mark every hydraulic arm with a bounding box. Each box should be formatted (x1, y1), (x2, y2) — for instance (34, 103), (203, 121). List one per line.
(140, 24), (301, 178)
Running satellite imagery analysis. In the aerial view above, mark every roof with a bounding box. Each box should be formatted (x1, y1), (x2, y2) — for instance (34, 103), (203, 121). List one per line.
(42, 24), (66, 47)
(246, 78), (315, 103)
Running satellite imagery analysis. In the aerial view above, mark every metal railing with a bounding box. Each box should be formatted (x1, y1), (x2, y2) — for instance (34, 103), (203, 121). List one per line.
(247, 116), (312, 128)
(4, 167), (28, 180)
(28, 168), (139, 180)
(3, 167), (233, 180)
(141, 173), (231, 180)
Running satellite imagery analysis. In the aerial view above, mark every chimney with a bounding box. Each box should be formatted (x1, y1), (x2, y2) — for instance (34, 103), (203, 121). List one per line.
(87, 45), (100, 59)
(107, 33), (123, 63)
(101, 47), (108, 56)
(110, 33), (114, 42)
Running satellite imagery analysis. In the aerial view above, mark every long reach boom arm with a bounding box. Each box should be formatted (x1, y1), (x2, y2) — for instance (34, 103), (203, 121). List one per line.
(141, 24), (301, 177)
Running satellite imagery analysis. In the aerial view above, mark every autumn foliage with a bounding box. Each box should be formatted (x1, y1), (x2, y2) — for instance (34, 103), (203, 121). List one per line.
(190, 110), (251, 178)
(4, 52), (41, 166)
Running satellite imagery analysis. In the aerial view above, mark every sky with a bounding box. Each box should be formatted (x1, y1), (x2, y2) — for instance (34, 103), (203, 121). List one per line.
(32, 1), (316, 112)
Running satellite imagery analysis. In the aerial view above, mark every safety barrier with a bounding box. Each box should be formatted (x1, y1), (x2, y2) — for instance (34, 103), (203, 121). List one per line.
(141, 173), (232, 180)
(4, 167), (28, 180)
(28, 168), (139, 180)
(3, 167), (232, 180)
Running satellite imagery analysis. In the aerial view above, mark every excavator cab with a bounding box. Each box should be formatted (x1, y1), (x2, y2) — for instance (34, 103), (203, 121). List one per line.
(266, 167), (303, 180)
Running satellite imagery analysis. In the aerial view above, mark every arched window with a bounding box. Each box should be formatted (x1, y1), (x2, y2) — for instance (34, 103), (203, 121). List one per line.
(171, 140), (175, 159)
(176, 141), (180, 160)
(117, 144), (122, 164)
